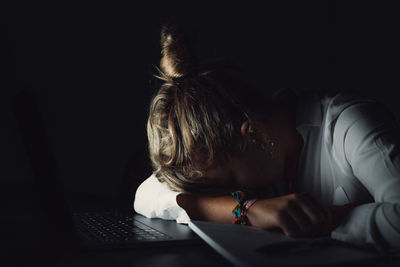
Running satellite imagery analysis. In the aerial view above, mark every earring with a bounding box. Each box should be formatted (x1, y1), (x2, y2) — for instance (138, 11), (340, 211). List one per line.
(250, 137), (276, 158)
(267, 140), (276, 158)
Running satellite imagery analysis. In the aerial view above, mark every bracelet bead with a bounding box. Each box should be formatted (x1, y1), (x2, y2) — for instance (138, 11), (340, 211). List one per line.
(231, 190), (257, 225)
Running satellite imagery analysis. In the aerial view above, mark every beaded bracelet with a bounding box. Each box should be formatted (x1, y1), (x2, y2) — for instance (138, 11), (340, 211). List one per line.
(231, 190), (258, 225)
(231, 191), (245, 224)
(242, 199), (258, 222)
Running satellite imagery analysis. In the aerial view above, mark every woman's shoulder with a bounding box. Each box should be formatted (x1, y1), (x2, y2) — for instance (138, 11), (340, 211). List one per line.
(321, 90), (394, 127)
(319, 91), (400, 157)
(271, 88), (397, 131)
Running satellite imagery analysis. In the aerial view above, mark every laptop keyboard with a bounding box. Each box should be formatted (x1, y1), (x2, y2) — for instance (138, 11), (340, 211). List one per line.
(74, 212), (171, 244)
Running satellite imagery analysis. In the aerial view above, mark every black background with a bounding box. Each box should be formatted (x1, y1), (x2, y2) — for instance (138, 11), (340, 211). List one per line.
(2, 0), (399, 206)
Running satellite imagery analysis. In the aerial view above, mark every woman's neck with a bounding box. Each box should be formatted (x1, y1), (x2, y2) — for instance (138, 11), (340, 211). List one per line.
(267, 93), (302, 193)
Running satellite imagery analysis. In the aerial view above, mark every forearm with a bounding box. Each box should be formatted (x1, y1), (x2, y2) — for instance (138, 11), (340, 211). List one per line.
(331, 202), (400, 252)
(176, 193), (236, 223)
(177, 192), (329, 238)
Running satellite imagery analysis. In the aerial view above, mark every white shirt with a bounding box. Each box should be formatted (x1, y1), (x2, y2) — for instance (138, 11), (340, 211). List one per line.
(134, 90), (400, 252)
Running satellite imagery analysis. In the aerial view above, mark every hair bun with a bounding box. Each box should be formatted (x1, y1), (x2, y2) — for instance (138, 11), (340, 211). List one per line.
(160, 21), (197, 79)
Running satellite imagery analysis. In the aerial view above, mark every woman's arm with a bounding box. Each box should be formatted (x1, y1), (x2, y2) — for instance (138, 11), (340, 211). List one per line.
(330, 101), (400, 252)
(176, 193), (236, 223)
(177, 192), (328, 237)
(135, 175), (328, 236)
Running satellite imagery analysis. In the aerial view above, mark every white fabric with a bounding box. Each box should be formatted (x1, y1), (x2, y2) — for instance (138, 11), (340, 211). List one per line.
(134, 90), (400, 251)
(133, 174), (191, 224)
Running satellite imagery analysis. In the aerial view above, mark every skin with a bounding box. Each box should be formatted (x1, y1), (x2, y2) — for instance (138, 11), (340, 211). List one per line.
(177, 96), (357, 237)
(211, 95), (301, 193)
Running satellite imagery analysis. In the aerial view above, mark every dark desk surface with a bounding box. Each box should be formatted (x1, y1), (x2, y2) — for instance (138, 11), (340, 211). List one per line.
(2, 188), (229, 267)
(4, 211), (229, 267)
(7, 240), (228, 267)
(3, 186), (400, 267)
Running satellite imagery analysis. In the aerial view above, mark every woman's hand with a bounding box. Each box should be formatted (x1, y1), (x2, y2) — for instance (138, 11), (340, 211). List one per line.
(246, 193), (329, 237)
(325, 203), (362, 232)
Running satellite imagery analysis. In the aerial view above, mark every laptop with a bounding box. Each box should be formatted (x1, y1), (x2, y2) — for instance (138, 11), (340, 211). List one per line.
(13, 89), (199, 250)
(189, 220), (382, 267)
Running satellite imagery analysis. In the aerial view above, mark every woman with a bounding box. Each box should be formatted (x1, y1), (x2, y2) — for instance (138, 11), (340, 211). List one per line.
(134, 22), (400, 252)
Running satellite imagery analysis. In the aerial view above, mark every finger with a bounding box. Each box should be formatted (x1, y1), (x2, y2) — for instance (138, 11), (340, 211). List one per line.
(277, 212), (302, 237)
(286, 200), (314, 235)
(300, 193), (328, 218)
(291, 196), (324, 236)
(295, 194), (326, 225)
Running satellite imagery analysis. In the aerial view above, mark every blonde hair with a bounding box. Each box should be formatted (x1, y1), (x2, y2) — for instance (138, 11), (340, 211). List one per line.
(147, 22), (267, 192)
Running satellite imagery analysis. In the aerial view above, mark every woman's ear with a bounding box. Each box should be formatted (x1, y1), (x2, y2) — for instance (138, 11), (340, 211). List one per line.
(240, 120), (250, 136)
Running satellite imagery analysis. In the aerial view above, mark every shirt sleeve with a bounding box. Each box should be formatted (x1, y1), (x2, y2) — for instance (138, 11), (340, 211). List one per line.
(330, 101), (400, 252)
(133, 174), (191, 224)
